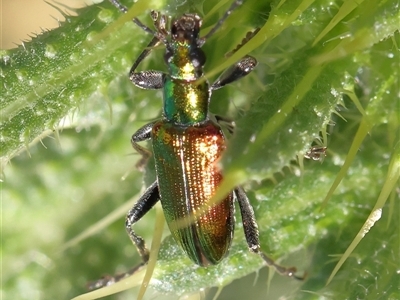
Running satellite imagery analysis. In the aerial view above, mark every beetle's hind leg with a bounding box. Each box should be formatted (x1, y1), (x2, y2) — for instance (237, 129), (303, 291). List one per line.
(87, 181), (160, 290)
(125, 181), (160, 263)
(235, 187), (305, 280)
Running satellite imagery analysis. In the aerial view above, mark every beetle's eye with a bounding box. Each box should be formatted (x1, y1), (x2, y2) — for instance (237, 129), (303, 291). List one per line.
(191, 49), (206, 68)
(171, 24), (177, 35)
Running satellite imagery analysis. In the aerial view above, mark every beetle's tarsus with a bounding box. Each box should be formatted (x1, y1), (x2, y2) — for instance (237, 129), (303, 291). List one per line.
(87, 262), (147, 291)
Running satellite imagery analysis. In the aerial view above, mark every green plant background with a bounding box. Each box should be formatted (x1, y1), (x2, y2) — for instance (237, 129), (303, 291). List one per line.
(1, 0), (399, 299)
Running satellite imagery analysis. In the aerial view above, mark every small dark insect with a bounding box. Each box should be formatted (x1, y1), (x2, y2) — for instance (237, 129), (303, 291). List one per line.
(305, 146), (327, 161)
(89, 0), (304, 290)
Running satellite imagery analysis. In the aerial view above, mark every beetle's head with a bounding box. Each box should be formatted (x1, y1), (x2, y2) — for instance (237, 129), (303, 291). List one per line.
(171, 14), (202, 44)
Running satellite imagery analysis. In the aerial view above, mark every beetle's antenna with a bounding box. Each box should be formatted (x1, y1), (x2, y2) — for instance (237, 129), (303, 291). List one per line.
(109, 0), (156, 36)
(198, 0), (243, 46)
(129, 36), (161, 74)
(109, 0), (128, 13)
(225, 28), (260, 57)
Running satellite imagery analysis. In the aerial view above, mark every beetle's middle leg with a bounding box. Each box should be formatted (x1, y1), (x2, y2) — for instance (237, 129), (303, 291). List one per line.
(214, 115), (235, 135)
(235, 187), (304, 279)
(131, 121), (157, 170)
(88, 181), (160, 290)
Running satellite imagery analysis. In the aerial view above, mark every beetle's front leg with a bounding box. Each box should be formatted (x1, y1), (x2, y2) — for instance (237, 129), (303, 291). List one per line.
(127, 36), (165, 91)
(88, 181), (160, 290)
(211, 56), (257, 91)
(235, 187), (304, 279)
(130, 69), (165, 90)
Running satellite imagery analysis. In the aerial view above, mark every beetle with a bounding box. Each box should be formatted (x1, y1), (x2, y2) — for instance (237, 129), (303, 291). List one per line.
(90, 0), (302, 289)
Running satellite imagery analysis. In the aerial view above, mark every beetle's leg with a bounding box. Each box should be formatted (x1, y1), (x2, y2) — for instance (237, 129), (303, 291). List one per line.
(198, 0), (244, 46)
(88, 181), (160, 290)
(211, 56), (257, 91)
(211, 27), (260, 91)
(129, 36), (165, 90)
(108, 0), (156, 35)
(225, 28), (261, 58)
(128, 36), (166, 90)
(129, 36), (161, 78)
(130, 68), (165, 90)
(109, 0), (128, 13)
(110, 0), (128, 13)
(235, 187), (304, 279)
(127, 36), (165, 90)
(108, 1), (166, 90)
(131, 121), (157, 170)
(125, 181), (160, 264)
(214, 115), (235, 134)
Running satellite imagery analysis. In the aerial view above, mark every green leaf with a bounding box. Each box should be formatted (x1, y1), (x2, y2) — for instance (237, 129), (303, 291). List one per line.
(2, 0), (399, 299)
(1, 0), (160, 162)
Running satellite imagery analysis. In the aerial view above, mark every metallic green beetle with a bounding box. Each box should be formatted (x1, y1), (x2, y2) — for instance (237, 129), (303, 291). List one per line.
(90, 0), (302, 289)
